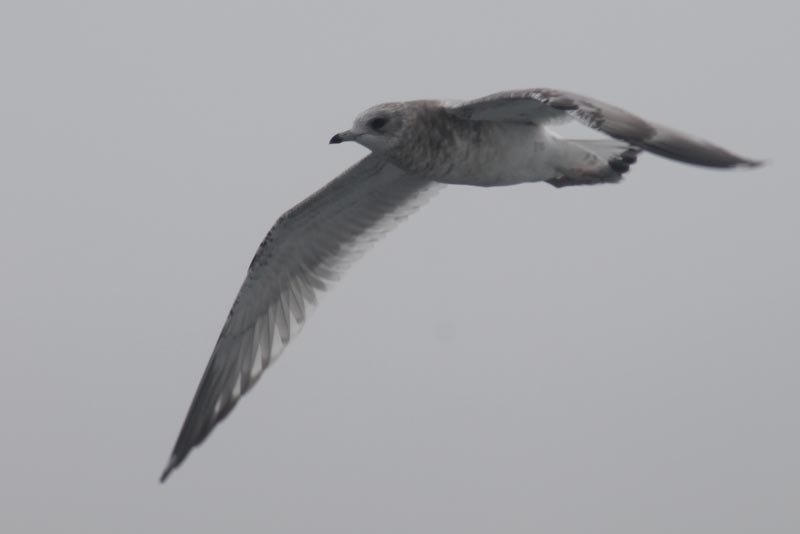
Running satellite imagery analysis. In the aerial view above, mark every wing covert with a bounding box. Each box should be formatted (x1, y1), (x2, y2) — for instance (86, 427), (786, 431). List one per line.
(161, 154), (441, 481)
(449, 88), (761, 168)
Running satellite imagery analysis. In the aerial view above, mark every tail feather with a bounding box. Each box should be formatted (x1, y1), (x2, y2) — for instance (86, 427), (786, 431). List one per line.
(547, 139), (641, 188)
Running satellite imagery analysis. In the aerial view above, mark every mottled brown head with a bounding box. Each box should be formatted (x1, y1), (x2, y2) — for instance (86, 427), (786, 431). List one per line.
(330, 101), (440, 154)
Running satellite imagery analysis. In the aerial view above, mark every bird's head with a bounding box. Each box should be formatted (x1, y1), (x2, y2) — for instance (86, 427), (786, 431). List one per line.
(329, 102), (413, 154)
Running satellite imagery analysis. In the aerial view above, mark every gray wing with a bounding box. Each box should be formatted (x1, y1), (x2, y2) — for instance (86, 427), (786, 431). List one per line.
(448, 88), (761, 168)
(161, 154), (442, 481)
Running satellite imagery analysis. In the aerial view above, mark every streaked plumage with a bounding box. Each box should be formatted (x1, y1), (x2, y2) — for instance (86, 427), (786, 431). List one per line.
(161, 88), (760, 481)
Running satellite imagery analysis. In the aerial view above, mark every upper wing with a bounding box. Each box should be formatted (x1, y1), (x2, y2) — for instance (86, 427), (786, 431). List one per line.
(448, 88), (761, 168)
(161, 154), (442, 481)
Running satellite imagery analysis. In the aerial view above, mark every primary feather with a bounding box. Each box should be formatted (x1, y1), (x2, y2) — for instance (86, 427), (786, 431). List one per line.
(162, 87), (760, 481)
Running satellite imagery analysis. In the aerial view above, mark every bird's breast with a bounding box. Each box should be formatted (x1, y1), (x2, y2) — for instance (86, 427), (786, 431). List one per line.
(396, 119), (558, 187)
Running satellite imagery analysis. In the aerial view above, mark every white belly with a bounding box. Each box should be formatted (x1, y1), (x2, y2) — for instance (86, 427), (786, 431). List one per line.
(436, 123), (561, 187)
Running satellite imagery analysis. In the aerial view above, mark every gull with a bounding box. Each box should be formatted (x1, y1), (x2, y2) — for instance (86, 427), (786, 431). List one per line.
(160, 87), (760, 481)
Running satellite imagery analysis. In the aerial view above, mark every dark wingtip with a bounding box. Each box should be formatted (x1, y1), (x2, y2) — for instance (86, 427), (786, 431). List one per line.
(736, 157), (766, 169)
(160, 454), (180, 483)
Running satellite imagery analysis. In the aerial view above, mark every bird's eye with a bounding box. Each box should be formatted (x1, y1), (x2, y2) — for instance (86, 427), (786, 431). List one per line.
(367, 117), (388, 130)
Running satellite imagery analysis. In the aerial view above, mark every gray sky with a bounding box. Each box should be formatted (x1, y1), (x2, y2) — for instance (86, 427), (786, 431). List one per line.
(1, 1), (798, 532)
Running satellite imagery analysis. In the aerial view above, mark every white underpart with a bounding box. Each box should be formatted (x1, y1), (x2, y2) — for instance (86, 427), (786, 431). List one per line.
(437, 123), (564, 186)
(163, 89), (760, 483)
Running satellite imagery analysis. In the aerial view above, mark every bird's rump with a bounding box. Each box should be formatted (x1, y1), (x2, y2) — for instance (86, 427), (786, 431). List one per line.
(162, 86), (762, 481)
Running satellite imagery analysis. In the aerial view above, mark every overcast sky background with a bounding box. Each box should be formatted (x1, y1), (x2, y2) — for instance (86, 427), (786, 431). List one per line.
(1, 1), (798, 532)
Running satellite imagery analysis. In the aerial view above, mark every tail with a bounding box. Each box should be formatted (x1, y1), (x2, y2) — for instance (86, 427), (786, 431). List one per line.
(547, 139), (641, 188)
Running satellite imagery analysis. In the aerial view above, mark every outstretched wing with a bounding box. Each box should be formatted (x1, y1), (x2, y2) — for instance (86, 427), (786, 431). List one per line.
(448, 88), (761, 168)
(161, 154), (441, 481)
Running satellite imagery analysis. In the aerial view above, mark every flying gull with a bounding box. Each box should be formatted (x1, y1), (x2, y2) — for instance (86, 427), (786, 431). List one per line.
(161, 87), (760, 481)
